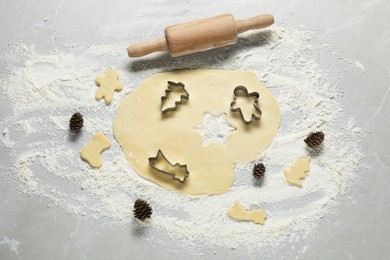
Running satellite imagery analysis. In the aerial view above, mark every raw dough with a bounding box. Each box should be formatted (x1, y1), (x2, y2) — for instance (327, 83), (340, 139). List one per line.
(227, 201), (267, 225)
(284, 157), (311, 187)
(114, 69), (280, 195)
(95, 69), (123, 104)
(80, 132), (111, 168)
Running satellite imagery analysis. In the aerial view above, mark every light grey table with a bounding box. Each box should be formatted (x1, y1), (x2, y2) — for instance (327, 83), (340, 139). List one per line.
(0, 0), (389, 259)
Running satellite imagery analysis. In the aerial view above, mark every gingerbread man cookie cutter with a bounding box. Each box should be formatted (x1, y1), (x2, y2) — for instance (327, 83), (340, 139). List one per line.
(161, 81), (190, 114)
(230, 86), (262, 124)
(148, 149), (190, 183)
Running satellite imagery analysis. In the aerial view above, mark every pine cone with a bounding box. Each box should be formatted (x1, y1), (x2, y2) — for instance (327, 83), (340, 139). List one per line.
(304, 131), (324, 148)
(253, 163), (265, 180)
(133, 199), (153, 221)
(69, 112), (84, 132)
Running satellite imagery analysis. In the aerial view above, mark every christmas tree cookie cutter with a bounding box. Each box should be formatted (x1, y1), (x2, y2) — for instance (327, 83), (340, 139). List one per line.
(230, 86), (262, 124)
(148, 149), (190, 183)
(161, 81), (190, 114)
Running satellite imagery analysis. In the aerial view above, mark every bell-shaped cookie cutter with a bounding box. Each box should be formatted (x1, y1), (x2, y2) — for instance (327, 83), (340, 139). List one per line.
(230, 86), (262, 124)
(161, 81), (190, 114)
(148, 149), (190, 183)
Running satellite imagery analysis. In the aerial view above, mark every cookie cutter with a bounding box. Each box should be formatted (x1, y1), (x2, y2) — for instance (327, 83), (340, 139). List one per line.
(148, 149), (190, 183)
(230, 86), (262, 124)
(161, 81), (190, 114)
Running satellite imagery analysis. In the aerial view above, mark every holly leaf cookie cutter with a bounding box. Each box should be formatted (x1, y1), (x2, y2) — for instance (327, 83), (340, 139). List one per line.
(161, 81), (189, 114)
(230, 86), (262, 124)
(148, 150), (190, 183)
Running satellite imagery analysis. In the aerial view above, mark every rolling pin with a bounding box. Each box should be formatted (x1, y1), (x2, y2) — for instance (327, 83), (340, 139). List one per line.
(127, 13), (274, 58)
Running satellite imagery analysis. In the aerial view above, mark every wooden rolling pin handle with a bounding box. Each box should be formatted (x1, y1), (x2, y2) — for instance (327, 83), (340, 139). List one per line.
(127, 36), (168, 58)
(236, 14), (274, 34)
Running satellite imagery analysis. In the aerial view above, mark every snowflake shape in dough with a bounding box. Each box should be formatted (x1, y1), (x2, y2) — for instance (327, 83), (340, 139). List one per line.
(194, 113), (236, 146)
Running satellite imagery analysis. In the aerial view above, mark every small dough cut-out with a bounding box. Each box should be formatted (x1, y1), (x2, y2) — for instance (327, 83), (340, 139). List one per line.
(80, 132), (111, 168)
(227, 201), (267, 225)
(284, 157), (311, 187)
(95, 69), (123, 104)
(148, 149), (190, 183)
(114, 69), (280, 195)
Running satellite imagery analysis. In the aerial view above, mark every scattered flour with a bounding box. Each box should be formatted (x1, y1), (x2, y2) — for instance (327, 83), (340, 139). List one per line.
(0, 236), (21, 255)
(355, 61), (366, 72)
(0, 26), (364, 253)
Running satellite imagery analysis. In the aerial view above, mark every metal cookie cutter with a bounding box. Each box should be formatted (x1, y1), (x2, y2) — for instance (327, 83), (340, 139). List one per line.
(230, 86), (262, 124)
(148, 149), (190, 183)
(161, 81), (190, 114)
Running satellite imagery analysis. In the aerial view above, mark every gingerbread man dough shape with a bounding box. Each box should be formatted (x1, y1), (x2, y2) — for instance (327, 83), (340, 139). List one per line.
(95, 69), (123, 104)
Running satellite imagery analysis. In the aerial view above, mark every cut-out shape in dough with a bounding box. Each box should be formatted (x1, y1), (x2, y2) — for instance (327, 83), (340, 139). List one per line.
(95, 69), (123, 104)
(230, 86), (262, 124)
(284, 157), (311, 187)
(161, 81), (189, 114)
(227, 201), (267, 225)
(80, 132), (111, 168)
(148, 149), (189, 183)
(194, 113), (236, 146)
(114, 69), (280, 195)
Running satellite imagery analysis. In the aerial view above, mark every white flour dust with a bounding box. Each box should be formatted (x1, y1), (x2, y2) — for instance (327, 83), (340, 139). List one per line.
(0, 236), (20, 255)
(0, 27), (364, 252)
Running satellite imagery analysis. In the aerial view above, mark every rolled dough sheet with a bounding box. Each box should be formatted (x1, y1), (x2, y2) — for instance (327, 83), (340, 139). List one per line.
(114, 69), (280, 195)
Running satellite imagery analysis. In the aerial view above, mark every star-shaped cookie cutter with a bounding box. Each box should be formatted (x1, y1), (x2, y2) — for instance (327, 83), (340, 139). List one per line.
(148, 149), (190, 183)
(161, 81), (190, 114)
(230, 86), (262, 124)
